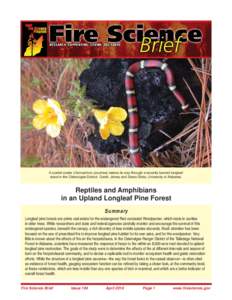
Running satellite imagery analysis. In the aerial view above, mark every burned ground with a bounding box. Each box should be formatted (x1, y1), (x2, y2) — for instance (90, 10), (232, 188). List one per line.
(80, 59), (200, 159)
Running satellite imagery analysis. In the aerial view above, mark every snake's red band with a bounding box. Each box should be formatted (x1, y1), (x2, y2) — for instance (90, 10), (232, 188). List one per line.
(125, 60), (189, 167)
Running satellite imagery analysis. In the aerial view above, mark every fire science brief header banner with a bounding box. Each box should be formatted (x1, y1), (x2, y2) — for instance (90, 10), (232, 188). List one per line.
(21, 20), (211, 58)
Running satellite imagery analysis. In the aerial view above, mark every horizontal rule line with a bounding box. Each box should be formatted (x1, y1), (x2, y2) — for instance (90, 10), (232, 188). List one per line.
(21, 282), (212, 286)
(21, 56), (211, 59)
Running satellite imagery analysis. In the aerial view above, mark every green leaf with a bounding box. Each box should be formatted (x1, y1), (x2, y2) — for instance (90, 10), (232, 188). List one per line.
(31, 77), (41, 87)
(21, 105), (34, 120)
(65, 80), (93, 118)
(21, 156), (41, 167)
(21, 124), (34, 131)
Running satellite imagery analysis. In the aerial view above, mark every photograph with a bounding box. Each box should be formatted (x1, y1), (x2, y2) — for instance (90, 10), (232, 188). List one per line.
(21, 58), (211, 168)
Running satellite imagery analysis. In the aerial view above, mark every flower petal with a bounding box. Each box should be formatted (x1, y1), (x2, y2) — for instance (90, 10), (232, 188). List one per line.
(108, 120), (125, 136)
(92, 109), (107, 124)
(47, 98), (61, 109)
(57, 111), (66, 126)
(33, 99), (48, 114)
(32, 115), (48, 130)
(46, 124), (61, 138)
(47, 99), (66, 126)
(99, 124), (110, 140)
(108, 107), (127, 121)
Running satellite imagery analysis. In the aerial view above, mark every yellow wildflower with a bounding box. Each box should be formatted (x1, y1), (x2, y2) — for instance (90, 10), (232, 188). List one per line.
(93, 107), (127, 140)
(32, 98), (66, 138)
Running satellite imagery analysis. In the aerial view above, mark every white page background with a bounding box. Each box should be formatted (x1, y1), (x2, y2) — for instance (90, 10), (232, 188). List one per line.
(0, 1), (231, 299)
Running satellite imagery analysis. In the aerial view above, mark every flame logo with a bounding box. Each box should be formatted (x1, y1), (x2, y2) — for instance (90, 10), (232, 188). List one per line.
(24, 35), (44, 56)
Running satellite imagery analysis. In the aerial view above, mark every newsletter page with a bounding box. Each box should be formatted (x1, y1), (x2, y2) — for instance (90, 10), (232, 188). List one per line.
(20, 19), (213, 298)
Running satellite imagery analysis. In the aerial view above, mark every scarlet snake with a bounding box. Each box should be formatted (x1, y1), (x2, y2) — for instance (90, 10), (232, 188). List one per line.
(125, 60), (189, 167)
